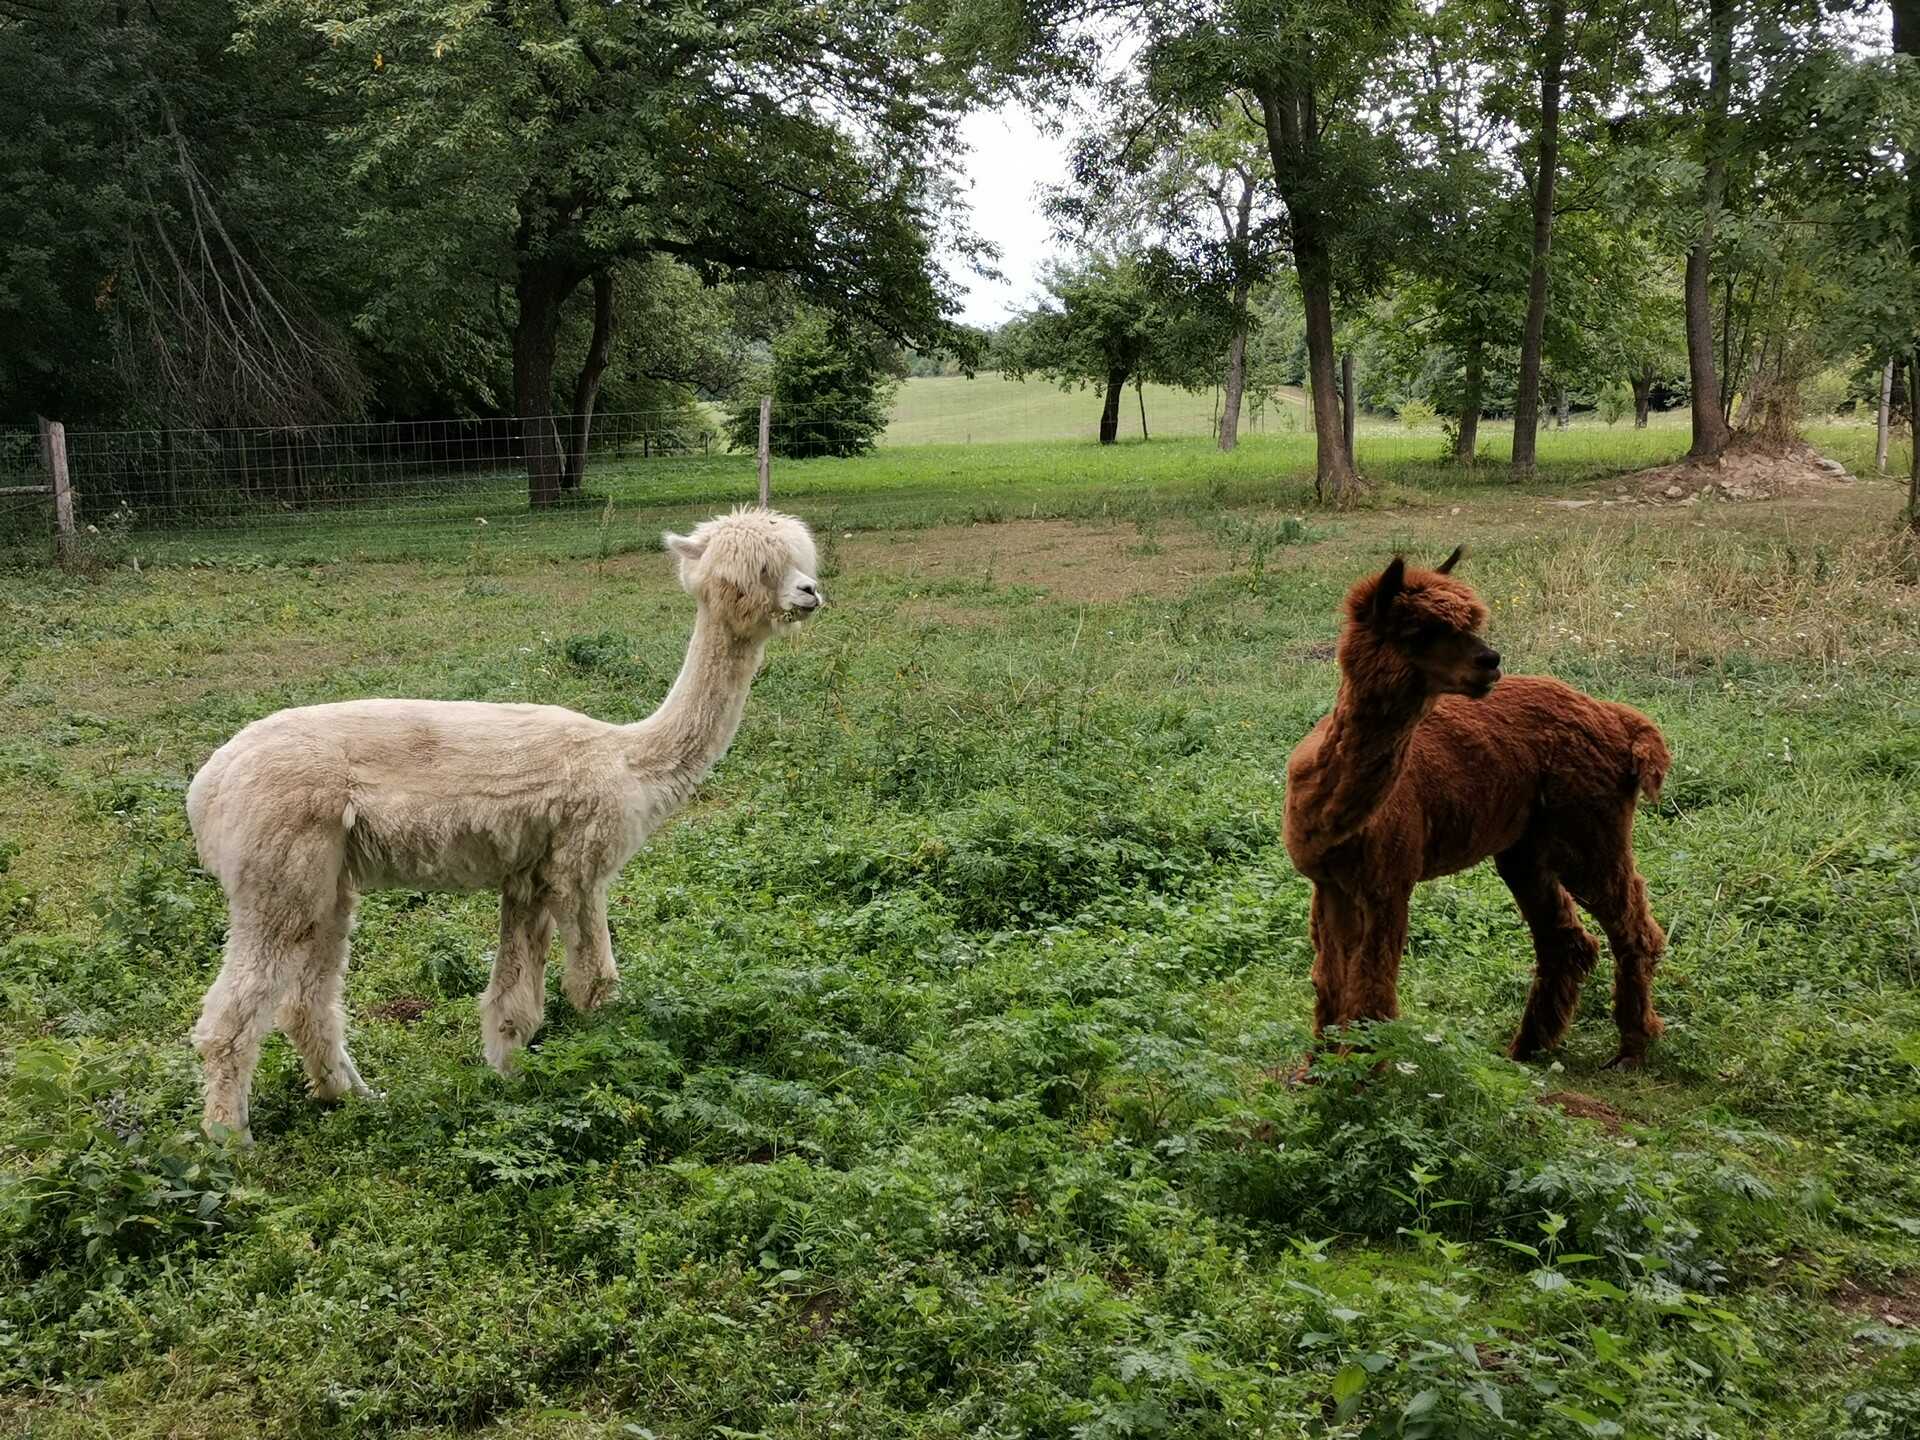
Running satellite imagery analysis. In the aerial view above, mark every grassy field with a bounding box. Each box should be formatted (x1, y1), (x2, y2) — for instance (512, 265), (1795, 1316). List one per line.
(880, 372), (1311, 445)
(4, 429), (1920, 1437)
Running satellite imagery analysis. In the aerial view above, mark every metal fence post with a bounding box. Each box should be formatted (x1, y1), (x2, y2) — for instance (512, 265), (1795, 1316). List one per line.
(757, 394), (772, 506)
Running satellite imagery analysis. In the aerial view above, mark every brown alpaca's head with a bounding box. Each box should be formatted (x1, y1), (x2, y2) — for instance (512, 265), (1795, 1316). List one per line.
(1342, 546), (1502, 698)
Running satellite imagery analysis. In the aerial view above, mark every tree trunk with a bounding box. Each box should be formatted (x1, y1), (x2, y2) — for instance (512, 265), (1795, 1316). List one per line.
(1219, 280), (1252, 453)
(1555, 383), (1570, 430)
(1895, 0), (1918, 520)
(1218, 172), (1257, 453)
(1632, 368), (1653, 428)
(1259, 80), (1361, 502)
(1511, 0), (1567, 478)
(1454, 337), (1483, 462)
(1099, 368), (1127, 444)
(1341, 351), (1357, 466)
(1912, 350), (1920, 529)
(561, 269), (616, 492)
(1136, 377), (1149, 440)
(1877, 358), (1894, 473)
(513, 260), (578, 508)
(1686, 0), (1735, 463)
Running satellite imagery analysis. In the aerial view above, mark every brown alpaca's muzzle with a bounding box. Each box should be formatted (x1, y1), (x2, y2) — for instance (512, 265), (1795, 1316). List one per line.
(1467, 644), (1502, 697)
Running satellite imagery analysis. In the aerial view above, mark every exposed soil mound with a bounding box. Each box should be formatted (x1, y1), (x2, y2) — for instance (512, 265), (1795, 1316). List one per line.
(367, 995), (432, 1024)
(1615, 439), (1852, 508)
(1537, 1090), (1625, 1133)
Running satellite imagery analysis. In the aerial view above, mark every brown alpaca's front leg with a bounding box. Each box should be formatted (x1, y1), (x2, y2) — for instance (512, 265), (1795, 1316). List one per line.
(1293, 884), (1408, 1083)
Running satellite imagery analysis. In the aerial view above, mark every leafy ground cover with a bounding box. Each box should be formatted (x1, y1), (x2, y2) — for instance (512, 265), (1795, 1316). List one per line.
(2, 430), (1919, 1437)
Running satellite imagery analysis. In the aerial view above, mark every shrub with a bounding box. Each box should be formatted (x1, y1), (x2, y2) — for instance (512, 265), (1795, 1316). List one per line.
(1398, 398), (1437, 429)
(726, 310), (897, 459)
(1, 1040), (242, 1276)
(1803, 366), (1853, 420)
(1598, 383), (1632, 426)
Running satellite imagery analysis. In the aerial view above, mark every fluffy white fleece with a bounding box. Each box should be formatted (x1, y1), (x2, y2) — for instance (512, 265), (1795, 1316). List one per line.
(185, 507), (821, 1139)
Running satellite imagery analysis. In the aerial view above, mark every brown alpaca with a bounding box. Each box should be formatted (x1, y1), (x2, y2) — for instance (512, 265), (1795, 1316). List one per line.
(1284, 549), (1671, 1068)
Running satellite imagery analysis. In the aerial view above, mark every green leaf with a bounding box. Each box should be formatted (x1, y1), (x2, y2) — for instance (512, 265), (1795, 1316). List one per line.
(1332, 1361), (1368, 1404)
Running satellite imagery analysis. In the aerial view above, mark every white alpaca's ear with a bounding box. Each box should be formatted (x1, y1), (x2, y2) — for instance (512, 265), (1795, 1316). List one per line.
(663, 531), (705, 563)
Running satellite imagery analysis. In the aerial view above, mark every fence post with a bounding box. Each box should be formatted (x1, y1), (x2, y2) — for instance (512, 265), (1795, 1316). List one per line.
(39, 417), (76, 564)
(756, 394), (772, 506)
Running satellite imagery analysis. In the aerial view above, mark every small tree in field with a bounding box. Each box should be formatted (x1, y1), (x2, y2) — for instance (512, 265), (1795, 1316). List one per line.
(999, 254), (1224, 443)
(728, 312), (896, 459)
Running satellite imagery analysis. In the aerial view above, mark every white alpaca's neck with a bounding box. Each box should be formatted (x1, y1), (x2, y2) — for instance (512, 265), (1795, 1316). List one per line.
(623, 605), (767, 798)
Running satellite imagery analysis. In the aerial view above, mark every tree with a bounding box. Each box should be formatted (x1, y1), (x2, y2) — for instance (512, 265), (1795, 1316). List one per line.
(0, 0), (364, 429)
(725, 310), (897, 459)
(1052, 92), (1286, 451)
(1682, 0), (1738, 461)
(1371, 0), (1534, 464)
(1895, 0), (1920, 517)
(1509, 0), (1569, 475)
(248, 0), (1006, 504)
(1119, 0), (1410, 501)
(999, 253), (1223, 443)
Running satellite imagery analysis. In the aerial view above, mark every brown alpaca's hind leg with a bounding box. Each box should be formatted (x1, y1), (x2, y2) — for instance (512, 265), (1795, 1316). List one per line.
(1562, 848), (1667, 1069)
(1497, 843), (1601, 1061)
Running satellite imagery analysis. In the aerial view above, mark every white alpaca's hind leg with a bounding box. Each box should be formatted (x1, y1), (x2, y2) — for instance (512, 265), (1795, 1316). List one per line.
(481, 894), (553, 1072)
(193, 911), (291, 1142)
(278, 882), (374, 1103)
(557, 888), (618, 1013)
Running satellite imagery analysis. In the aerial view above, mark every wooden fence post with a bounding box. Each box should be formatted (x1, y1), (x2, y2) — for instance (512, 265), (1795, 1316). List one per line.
(756, 394), (772, 506)
(39, 417), (76, 564)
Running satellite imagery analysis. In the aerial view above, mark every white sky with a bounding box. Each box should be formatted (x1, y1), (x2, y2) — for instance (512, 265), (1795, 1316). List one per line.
(951, 104), (1072, 329)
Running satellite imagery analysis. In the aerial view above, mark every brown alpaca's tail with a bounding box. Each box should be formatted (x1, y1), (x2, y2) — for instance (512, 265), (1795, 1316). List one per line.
(1628, 719), (1671, 804)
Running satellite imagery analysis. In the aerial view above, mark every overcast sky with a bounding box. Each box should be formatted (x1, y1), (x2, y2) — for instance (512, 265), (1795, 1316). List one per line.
(950, 104), (1072, 330)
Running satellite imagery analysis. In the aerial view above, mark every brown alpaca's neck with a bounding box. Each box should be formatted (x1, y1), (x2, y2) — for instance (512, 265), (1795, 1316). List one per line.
(625, 607), (767, 791)
(1291, 630), (1435, 863)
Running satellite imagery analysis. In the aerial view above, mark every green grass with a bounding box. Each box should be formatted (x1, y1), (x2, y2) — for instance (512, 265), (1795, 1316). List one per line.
(881, 371), (1309, 444)
(3, 433), (1920, 1437)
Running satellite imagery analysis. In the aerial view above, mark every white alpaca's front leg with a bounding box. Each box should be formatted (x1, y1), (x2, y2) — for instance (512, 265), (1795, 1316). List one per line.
(557, 888), (619, 1013)
(481, 896), (553, 1072)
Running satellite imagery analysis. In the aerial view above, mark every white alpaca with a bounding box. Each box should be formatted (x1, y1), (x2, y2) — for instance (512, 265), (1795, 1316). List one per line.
(185, 507), (822, 1140)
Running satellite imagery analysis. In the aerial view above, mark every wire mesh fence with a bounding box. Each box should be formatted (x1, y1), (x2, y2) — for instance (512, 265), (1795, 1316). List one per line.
(0, 381), (1313, 568)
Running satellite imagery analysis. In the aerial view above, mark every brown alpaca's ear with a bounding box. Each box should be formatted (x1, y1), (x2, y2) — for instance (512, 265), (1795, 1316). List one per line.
(1370, 557), (1406, 622)
(1437, 545), (1464, 574)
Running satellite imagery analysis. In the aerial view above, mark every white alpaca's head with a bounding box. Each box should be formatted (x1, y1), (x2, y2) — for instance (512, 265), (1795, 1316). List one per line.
(662, 507), (822, 636)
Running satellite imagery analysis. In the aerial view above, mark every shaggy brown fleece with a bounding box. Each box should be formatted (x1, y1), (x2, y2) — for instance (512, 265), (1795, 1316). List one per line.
(1284, 550), (1671, 1068)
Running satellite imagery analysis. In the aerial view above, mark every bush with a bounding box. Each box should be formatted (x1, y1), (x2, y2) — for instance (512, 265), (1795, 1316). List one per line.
(1, 1041), (242, 1276)
(726, 310), (897, 459)
(1598, 383), (1632, 426)
(1398, 398), (1437, 429)
(1803, 367), (1853, 420)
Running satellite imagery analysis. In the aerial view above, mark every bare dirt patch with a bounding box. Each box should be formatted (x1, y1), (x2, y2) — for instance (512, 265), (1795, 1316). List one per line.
(1833, 1272), (1920, 1330)
(1613, 440), (1852, 508)
(797, 1290), (847, 1341)
(366, 995), (432, 1024)
(837, 519), (1229, 604)
(1538, 1090), (1625, 1133)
